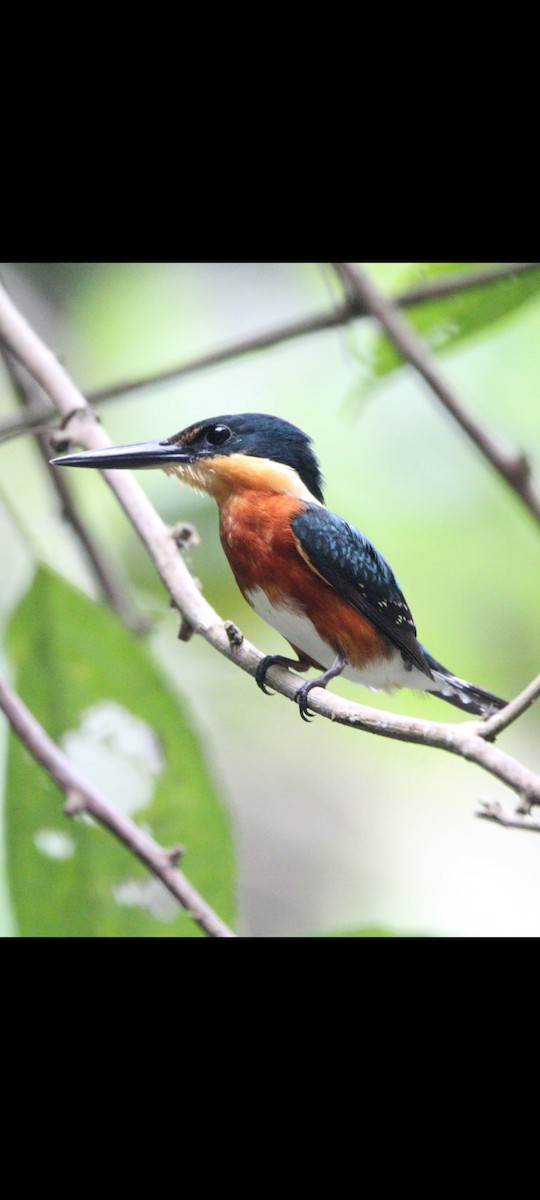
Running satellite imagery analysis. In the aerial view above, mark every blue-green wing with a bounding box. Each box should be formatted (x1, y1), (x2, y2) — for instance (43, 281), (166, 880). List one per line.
(291, 505), (431, 675)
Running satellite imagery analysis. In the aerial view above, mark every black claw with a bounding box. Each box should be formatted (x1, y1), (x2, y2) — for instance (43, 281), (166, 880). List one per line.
(256, 654), (310, 696)
(255, 655), (278, 695)
(294, 651), (347, 722)
(297, 684), (314, 722)
(256, 650), (345, 721)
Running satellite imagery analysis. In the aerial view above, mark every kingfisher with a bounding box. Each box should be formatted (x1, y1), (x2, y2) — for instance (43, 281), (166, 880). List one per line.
(52, 412), (507, 721)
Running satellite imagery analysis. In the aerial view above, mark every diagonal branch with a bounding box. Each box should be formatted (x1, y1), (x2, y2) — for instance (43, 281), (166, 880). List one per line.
(334, 262), (540, 528)
(385, 262), (539, 305)
(479, 672), (540, 741)
(477, 801), (540, 833)
(1, 349), (148, 634)
(86, 263), (540, 403)
(0, 671), (236, 937)
(0, 283), (539, 816)
(0, 262), (537, 445)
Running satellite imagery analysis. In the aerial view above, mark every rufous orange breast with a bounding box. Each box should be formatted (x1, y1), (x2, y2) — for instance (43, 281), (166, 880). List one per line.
(218, 491), (392, 672)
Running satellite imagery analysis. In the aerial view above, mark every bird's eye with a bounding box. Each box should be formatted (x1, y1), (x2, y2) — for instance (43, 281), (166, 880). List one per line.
(206, 424), (232, 446)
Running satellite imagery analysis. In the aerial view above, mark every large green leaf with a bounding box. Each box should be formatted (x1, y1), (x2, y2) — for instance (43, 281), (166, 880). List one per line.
(5, 566), (235, 937)
(365, 262), (540, 385)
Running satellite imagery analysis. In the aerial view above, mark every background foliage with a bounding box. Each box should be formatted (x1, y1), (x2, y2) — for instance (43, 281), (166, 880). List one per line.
(1, 262), (539, 937)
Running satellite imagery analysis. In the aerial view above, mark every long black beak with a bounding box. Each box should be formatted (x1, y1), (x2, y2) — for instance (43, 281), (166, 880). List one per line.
(50, 440), (191, 470)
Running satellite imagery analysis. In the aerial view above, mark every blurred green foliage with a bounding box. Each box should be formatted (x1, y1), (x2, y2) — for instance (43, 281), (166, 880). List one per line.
(366, 262), (540, 384)
(1, 263), (539, 938)
(6, 567), (235, 936)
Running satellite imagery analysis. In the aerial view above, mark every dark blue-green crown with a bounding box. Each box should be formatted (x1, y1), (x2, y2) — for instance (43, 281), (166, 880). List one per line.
(166, 413), (325, 503)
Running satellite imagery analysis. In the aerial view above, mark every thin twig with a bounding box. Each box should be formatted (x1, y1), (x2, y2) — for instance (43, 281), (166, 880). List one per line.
(0, 280), (539, 818)
(393, 262), (539, 305)
(0, 410), (53, 444)
(0, 672), (236, 937)
(334, 263), (540, 528)
(477, 801), (540, 833)
(0, 262), (537, 445)
(1, 349), (148, 634)
(479, 672), (540, 741)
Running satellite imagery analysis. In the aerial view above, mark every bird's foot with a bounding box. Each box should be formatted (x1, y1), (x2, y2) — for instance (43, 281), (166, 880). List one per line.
(294, 650), (347, 722)
(255, 654), (309, 696)
(296, 681), (316, 722)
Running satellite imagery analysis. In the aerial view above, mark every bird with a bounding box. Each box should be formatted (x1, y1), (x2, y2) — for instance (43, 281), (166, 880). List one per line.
(51, 412), (507, 721)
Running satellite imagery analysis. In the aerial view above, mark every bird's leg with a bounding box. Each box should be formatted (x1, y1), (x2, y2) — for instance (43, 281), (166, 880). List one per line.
(255, 654), (310, 696)
(296, 650), (347, 722)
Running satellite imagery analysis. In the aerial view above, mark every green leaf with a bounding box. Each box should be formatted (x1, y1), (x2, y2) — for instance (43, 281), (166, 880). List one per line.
(5, 566), (235, 937)
(365, 263), (540, 386)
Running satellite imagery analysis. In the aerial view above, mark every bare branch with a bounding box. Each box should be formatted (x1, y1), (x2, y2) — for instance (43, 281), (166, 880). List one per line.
(0, 262), (537, 445)
(394, 262), (539, 305)
(0, 410), (55, 444)
(1, 349), (148, 634)
(334, 263), (540, 528)
(0, 671), (236, 938)
(477, 801), (540, 833)
(479, 673), (540, 741)
(1, 280), (539, 817)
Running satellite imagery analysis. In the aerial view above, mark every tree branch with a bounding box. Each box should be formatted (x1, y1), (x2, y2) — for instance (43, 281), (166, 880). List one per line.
(0, 281), (539, 819)
(1, 349), (148, 634)
(477, 801), (540, 833)
(0, 672), (236, 937)
(390, 262), (539, 305)
(334, 262), (540, 528)
(0, 262), (537, 445)
(478, 672), (540, 741)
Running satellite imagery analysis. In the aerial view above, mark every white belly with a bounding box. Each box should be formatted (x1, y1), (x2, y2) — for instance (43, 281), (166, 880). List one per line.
(245, 587), (433, 693)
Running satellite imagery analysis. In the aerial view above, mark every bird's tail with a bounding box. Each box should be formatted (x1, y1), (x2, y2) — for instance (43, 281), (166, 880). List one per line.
(422, 652), (507, 717)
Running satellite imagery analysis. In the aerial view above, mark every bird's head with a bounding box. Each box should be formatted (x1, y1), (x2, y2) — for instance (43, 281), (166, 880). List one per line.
(51, 412), (325, 504)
